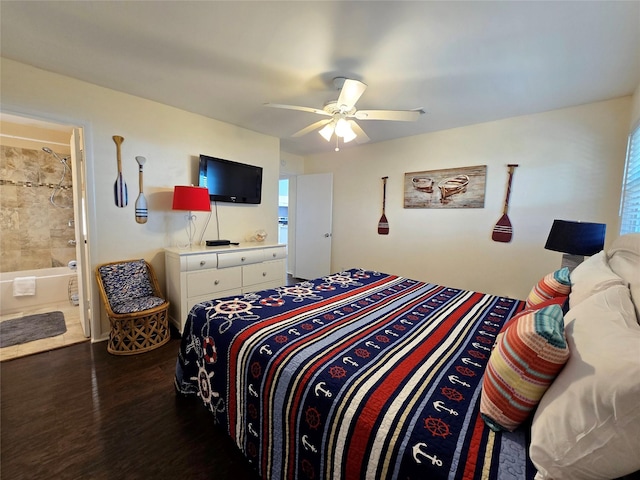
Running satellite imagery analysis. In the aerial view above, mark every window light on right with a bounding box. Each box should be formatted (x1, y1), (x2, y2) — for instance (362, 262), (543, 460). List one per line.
(620, 122), (640, 234)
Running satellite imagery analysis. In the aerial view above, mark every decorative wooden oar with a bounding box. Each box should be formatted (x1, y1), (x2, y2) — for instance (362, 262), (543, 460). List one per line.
(492, 164), (519, 242)
(135, 156), (148, 224)
(378, 176), (389, 235)
(112, 135), (128, 207)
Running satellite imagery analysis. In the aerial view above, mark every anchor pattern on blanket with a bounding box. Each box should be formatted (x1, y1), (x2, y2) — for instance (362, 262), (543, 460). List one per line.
(174, 270), (527, 480)
(413, 296), (518, 470)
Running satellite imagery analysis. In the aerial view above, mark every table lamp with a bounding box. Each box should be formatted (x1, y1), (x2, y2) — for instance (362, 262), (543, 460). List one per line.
(544, 219), (606, 271)
(172, 186), (211, 248)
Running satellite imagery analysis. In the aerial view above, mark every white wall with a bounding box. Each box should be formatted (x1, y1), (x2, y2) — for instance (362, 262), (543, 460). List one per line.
(303, 97), (631, 300)
(1, 58), (280, 340)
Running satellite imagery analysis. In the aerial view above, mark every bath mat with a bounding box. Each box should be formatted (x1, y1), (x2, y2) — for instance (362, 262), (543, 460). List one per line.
(0, 311), (66, 348)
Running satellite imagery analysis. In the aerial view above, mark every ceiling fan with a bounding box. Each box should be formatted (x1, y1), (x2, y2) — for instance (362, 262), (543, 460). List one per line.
(265, 77), (425, 151)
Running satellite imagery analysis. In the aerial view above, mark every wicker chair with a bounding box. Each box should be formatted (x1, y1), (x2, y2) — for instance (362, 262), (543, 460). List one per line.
(96, 259), (170, 355)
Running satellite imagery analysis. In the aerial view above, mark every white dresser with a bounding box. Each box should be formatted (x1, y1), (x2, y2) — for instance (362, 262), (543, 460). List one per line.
(164, 243), (287, 333)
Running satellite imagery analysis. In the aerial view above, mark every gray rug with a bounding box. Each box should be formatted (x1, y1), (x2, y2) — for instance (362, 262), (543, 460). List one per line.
(0, 311), (67, 348)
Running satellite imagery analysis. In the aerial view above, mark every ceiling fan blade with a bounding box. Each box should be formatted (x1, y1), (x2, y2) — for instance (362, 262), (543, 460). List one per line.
(337, 79), (367, 111)
(348, 120), (370, 144)
(264, 103), (331, 116)
(355, 108), (425, 121)
(291, 119), (333, 138)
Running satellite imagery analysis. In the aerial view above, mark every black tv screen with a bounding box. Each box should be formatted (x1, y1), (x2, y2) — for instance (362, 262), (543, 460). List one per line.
(198, 155), (262, 204)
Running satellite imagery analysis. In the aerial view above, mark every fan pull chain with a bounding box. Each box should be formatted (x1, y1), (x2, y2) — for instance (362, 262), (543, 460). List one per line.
(335, 136), (340, 152)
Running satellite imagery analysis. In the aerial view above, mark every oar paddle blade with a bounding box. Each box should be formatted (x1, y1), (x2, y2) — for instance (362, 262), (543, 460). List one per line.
(492, 214), (512, 242)
(135, 193), (148, 224)
(378, 176), (389, 235)
(115, 175), (128, 207)
(113, 135), (127, 207)
(378, 214), (389, 235)
(135, 156), (147, 222)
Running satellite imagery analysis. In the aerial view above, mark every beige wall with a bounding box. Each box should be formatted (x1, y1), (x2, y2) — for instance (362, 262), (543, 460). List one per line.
(1, 58), (280, 341)
(631, 82), (640, 128)
(0, 120), (72, 154)
(280, 151), (305, 176)
(2, 55), (635, 337)
(304, 97), (631, 300)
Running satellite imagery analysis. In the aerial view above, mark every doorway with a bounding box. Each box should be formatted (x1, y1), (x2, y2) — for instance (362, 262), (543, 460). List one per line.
(0, 112), (91, 359)
(293, 173), (333, 280)
(278, 178), (289, 246)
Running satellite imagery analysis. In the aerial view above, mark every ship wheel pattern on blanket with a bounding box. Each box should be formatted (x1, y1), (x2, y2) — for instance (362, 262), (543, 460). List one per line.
(278, 292), (516, 478)
(176, 270), (528, 480)
(398, 296), (516, 477)
(189, 359), (225, 419)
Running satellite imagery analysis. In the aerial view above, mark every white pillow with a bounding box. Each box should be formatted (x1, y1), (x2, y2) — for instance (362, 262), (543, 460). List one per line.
(569, 251), (626, 309)
(530, 285), (640, 479)
(607, 233), (640, 319)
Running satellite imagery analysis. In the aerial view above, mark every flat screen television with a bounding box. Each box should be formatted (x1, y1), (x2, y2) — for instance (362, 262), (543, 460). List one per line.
(198, 154), (263, 204)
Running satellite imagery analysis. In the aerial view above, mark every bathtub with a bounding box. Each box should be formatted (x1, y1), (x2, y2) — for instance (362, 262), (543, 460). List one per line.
(0, 267), (78, 316)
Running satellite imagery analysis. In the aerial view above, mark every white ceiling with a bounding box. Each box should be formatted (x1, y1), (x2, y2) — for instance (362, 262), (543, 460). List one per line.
(1, 1), (639, 156)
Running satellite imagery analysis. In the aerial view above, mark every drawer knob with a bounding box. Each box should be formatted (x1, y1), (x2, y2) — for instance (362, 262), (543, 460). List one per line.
(272, 253), (276, 258)
(241, 256), (246, 262)
(200, 260), (206, 266)
(262, 272), (267, 277)
(214, 279), (220, 285)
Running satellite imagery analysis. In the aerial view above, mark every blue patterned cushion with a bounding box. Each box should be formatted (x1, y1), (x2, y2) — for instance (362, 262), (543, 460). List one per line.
(111, 296), (165, 314)
(99, 260), (161, 312)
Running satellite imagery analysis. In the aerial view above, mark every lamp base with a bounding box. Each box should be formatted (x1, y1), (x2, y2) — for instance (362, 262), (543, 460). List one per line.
(561, 254), (584, 272)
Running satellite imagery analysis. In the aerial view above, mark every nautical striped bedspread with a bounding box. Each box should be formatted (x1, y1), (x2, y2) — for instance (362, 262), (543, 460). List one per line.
(175, 269), (535, 479)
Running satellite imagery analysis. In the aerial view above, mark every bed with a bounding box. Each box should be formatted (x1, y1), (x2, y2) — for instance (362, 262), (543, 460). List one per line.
(175, 233), (640, 480)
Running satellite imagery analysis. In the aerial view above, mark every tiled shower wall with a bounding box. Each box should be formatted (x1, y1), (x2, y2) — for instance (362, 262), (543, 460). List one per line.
(0, 145), (76, 273)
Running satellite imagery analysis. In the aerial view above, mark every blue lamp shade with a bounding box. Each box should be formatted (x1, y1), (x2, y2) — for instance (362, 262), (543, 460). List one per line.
(544, 220), (606, 256)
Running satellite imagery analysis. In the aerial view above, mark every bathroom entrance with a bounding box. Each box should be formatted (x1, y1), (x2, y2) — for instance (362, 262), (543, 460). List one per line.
(0, 113), (91, 354)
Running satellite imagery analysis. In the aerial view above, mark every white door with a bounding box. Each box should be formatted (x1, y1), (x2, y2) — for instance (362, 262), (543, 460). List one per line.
(294, 173), (333, 279)
(70, 128), (91, 337)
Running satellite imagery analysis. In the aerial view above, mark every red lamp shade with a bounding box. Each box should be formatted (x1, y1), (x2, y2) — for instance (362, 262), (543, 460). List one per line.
(172, 186), (211, 212)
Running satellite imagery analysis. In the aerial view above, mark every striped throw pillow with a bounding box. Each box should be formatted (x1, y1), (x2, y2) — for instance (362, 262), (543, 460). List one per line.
(480, 304), (569, 432)
(498, 295), (568, 335)
(525, 268), (571, 308)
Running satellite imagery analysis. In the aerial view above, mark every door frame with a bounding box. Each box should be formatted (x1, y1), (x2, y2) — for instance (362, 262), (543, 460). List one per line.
(70, 128), (92, 337)
(2, 108), (96, 339)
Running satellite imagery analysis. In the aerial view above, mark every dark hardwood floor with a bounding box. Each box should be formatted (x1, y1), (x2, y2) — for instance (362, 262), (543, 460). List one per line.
(1, 339), (261, 480)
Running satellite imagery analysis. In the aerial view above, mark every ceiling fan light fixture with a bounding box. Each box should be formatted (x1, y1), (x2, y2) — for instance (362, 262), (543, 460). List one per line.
(334, 118), (352, 137)
(319, 122), (335, 142)
(341, 127), (357, 143)
(265, 77), (420, 151)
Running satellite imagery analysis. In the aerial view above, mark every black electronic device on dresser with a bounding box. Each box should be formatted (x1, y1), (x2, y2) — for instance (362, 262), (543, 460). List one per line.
(198, 154), (263, 204)
(205, 240), (238, 246)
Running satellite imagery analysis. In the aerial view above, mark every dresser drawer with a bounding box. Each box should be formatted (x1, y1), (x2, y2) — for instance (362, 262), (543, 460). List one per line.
(186, 267), (241, 297)
(243, 260), (285, 288)
(165, 245), (287, 335)
(217, 249), (265, 268)
(186, 253), (218, 271)
(263, 246), (287, 261)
